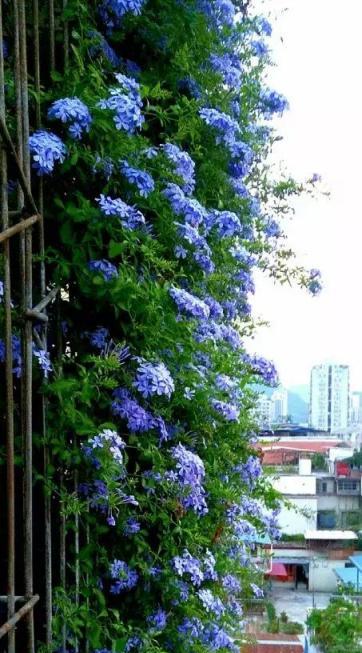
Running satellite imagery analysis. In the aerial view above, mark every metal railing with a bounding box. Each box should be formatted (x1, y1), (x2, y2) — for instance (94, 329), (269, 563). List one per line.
(0, 1), (63, 650)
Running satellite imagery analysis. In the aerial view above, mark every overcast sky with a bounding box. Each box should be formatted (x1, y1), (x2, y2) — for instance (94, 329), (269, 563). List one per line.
(249, 0), (362, 390)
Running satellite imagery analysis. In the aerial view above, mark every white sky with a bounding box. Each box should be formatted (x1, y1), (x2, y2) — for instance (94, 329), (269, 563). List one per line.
(249, 0), (362, 390)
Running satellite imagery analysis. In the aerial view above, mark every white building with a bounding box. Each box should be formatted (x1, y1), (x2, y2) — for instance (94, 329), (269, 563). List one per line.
(271, 387), (288, 422)
(350, 392), (362, 425)
(309, 364), (349, 434)
(256, 394), (273, 427)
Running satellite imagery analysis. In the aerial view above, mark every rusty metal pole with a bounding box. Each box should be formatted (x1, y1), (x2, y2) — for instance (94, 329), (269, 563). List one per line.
(18, 1), (35, 650)
(0, 5), (16, 652)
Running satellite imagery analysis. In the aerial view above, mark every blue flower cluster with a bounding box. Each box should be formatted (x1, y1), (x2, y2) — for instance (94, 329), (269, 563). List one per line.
(33, 348), (52, 378)
(98, 74), (144, 133)
(222, 574), (241, 594)
(133, 360), (175, 399)
(170, 443), (207, 515)
(88, 259), (118, 281)
(47, 97), (92, 140)
(109, 559), (139, 593)
(236, 456), (262, 489)
(244, 354), (278, 386)
(162, 143), (195, 194)
(199, 108), (241, 155)
(307, 268), (322, 295)
(29, 130), (67, 175)
(211, 399), (239, 422)
(97, 194), (146, 230)
(147, 607), (167, 631)
(88, 30), (120, 67)
(198, 589), (225, 618)
(199, 0), (236, 29)
(112, 388), (169, 442)
(120, 161), (155, 197)
(83, 428), (126, 466)
(210, 53), (243, 90)
(100, 0), (146, 28)
(169, 287), (210, 319)
(123, 517), (141, 536)
(259, 88), (289, 118)
(0, 335), (21, 377)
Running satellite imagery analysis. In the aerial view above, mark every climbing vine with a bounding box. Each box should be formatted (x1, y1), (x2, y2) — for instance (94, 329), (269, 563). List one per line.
(0, 1), (321, 651)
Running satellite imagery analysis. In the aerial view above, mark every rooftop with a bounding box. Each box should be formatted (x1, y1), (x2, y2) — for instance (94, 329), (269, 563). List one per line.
(305, 529), (357, 540)
(241, 632), (303, 652)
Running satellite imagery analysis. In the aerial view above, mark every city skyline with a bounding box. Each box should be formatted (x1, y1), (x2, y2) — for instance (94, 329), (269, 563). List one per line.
(249, 0), (362, 390)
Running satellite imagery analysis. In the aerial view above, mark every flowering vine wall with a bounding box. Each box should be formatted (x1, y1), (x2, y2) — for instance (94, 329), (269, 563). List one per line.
(0, 0), (321, 651)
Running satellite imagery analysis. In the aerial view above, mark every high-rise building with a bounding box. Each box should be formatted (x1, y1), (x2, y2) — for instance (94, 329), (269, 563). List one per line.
(271, 387), (288, 422)
(309, 364), (349, 433)
(350, 392), (362, 424)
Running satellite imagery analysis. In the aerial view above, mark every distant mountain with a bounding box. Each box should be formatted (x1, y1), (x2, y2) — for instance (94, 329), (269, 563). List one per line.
(288, 386), (309, 424)
(288, 384), (309, 403)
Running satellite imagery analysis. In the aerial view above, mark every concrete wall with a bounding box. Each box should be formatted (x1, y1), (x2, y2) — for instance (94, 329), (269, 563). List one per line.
(273, 475), (316, 496)
(308, 558), (340, 592)
(317, 494), (360, 512)
(277, 497), (317, 535)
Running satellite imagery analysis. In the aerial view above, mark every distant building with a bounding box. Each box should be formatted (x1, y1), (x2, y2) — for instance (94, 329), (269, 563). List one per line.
(256, 387), (288, 427)
(271, 387), (288, 422)
(350, 391), (362, 425)
(309, 364), (349, 433)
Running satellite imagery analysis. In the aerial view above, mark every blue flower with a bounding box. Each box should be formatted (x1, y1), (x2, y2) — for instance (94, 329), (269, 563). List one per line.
(222, 574), (241, 594)
(162, 143), (195, 194)
(198, 589), (225, 618)
(88, 30), (120, 67)
(109, 559), (139, 593)
(88, 327), (110, 350)
(178, 617), (204, 641)
(83, 428), (125, 466)
(257, 16), (272, 36)
(259, 88), (289, 118)
(123, 517), (141, 536)
(211, 399), (239, 422)
(29, 130), (67, 175)
(250, 583), (264, 598)
(133, 360), (175, 399)
(120, 161), (155, 197)
(170, 443), (207, 516)
(98, 74), (144, 133)
(250, 40), (269, 58)
(307, 268), (322, 295)
(100, 0), (146, 28)
(244, 354), (278, 385)
(172, 550), (204, 587)
(199, 0), (236, 29)
(169, 286), (210, 320)
(88, 259), (118, 281)
(33, 348), (52, 378)
(147, 607), (167, 631)
(210, 53), (242, 90)
(96, 194), (146, 230)
(47, 97), (92, 140)
(112, 388), (156, 432)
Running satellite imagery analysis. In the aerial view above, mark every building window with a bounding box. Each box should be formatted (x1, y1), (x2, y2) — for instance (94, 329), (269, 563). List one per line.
(337, 480), (358, 491)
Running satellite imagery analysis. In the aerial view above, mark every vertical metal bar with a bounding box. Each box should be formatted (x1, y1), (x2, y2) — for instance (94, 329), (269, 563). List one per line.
(33, 0), (41, 126)
(74, 465), (79, 653)
(63, 0), (69, 72)
(0, 6), (16, 653)
(33, 1), (53, 643)
(18, 2), (35, 651)
(59, 472), (66, 653)
(49, 0), (55, 73)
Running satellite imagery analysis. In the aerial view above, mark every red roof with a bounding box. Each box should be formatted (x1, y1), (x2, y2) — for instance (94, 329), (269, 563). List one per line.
(259, 439), (347, 465)
(241, 632), (303, 652)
